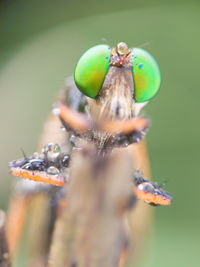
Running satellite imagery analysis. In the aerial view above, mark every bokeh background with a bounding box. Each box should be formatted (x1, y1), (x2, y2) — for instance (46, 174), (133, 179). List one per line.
(0, 0), (199, 266)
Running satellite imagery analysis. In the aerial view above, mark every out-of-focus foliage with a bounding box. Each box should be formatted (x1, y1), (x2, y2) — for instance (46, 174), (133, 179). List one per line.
(0, 0), (199, 266)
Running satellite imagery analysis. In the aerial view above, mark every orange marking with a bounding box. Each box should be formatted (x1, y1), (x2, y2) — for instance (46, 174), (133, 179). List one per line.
(100, 117), (149, 134)
(58, 102), (149, 134)
(10, 167), (65, 187)
(134, 187), (171, 206)
(59, 103), (91, 132)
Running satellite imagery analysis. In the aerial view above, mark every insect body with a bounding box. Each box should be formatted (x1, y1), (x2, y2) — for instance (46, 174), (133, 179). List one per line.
(9, 42), (171, 205)
(8, 43), (172, 267)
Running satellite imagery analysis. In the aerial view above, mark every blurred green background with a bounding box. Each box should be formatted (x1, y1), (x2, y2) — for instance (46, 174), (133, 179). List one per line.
(0, 0), (200, 266)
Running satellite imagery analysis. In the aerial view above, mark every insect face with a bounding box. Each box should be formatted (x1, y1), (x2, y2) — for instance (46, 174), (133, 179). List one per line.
(75, 42), (161, 120)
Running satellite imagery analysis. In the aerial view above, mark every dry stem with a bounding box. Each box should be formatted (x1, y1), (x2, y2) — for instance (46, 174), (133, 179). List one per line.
(0, 210), (11, 267)
(48, 145), (134, 267)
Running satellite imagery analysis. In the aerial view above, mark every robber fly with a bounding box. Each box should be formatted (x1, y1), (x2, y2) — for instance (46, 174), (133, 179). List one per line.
(9, 42), (172, 206)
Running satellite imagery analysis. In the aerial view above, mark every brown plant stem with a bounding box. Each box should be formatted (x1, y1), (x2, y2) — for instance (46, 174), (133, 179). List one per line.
(6, 195), (29, 260)
(0, 210), (11, 267)
(48, 145), (134, 267)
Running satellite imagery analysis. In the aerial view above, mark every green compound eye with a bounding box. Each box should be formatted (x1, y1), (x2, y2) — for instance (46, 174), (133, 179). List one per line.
(74, 44), (111, 98)
(131, 48), (161, 103)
